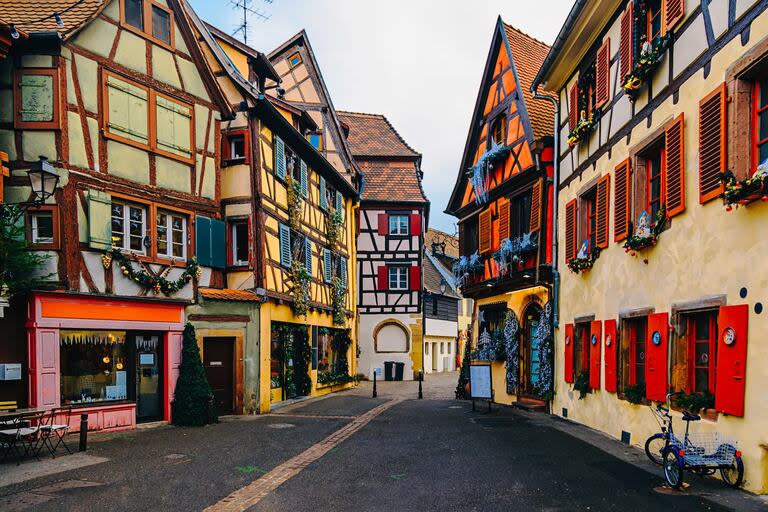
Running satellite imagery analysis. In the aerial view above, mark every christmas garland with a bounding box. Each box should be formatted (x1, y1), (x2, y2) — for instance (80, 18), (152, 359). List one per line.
(286, 175), (303, 230)
(503, 310), (520, 394)
(567, 114), (599, 147)
(290, 260), (311, 317)
(622, 204), (667, 255)
(472, 328), (505, 362)
(722, 168), (768, 209)
(102, 248), (201, 296)
(492, 234), (537, 274)
(331, 275), (346, 326)
(622, 33), (671, 100)
(534, 302), (554, 400)
(325, 209), (343, 246)
(567, 246), (601, 274)
(468, 143), (511, 205)
(452, 251), (484, 286)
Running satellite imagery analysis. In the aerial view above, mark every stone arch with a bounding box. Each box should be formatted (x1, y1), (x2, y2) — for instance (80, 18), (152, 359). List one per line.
(373, 319), (410, 353)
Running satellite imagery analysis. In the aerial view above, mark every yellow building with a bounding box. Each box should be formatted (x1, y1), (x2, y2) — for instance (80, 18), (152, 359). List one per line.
(532, 0), (768, 493)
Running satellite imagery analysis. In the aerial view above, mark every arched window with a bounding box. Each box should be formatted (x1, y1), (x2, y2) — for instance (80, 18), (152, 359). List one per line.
(491, 115), (506, 145)
(374, 321), (410, 353)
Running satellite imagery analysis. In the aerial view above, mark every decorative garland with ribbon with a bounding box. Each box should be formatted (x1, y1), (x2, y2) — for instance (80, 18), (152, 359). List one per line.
(622, 205), (666, 255)
(452, 251), (484, 286)
(468, 143), (511, 205)
(535, 302), (554, 400)
(492, 234), (537, 275)
(722, 165), (768, 209)
(102, 248), (201, 296)
(567, 247), (601, 274)
(503, 310), (520, 393)
(622, 34), (671, 100)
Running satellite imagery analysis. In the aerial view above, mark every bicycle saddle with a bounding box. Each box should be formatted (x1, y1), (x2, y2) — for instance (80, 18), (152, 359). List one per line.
(682, 410), (701, 422)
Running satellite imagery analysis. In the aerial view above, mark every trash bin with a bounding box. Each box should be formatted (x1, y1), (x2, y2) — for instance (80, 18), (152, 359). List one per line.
(394, 362), (405, 381)
(384, 361), (394, 381)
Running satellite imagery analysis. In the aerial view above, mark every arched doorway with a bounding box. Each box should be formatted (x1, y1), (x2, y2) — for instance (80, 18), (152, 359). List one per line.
(520, 303), (543, 397)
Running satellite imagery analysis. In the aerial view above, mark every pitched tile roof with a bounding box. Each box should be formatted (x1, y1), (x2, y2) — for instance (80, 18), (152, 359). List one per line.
(358, 160), (428, 203)
(199, 288), (262, 302)
(424, 252), (460, 299)
(502, 22), (555, 138)
(337, 111), (420, 158)
(425, 228), (459, 258)
(0, 0), (105, 39)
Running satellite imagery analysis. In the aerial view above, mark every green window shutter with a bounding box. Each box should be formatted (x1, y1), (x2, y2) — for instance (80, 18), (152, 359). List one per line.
(106, 75), (149, 145)
(319, 176), (327, 210)
(19, 73), (55, 123)
(155, 95), (192, 159)
(335, 191), (343, 219)
(279, 223), (291, 268)
(210, 219), (226, 269)
(195, 216), (212, 266)
(323, 248), (332, 283)
(300, 160), (308, 198)
(304, 237), (312, 276)
(275, 136), (286, 180)
(340, 256), (347, 289)
(88, 190), (112, 250)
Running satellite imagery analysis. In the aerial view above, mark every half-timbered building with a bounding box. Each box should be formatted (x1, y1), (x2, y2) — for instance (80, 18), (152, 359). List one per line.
(446, 18), (556, 408)
(338, 111), (428, 380)
(532, 0), (768, 493)
(0, 0), (233, 430)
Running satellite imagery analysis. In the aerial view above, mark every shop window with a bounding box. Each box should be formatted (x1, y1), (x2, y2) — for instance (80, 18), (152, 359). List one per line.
(647, 0), (665, 42)
(288, 51), (302, 68)
(491, 115), (506, 146)
(478, 303), (506, 334)
(13, 68), (60, 129)
(753, 77), (768, 170)
(60, 330), (128, 405)
(389, 214), (409, 236)
(156, 209), (187, 260)
(121, 0), (174, 48)
(230, 220), (249, 266)
(222, 130), (249, 166)
(619, 317), (648, 396)
(26, 206), (59, 249)
(309, 132), (323, 151)
(112, 201), (147, 254)
(671, 310), (718, 395)
(317, 329), (333, 374)
(388, 266), (408, 290)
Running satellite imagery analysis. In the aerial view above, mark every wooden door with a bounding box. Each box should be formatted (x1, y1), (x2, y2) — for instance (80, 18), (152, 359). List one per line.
(203, 337), (235, 416)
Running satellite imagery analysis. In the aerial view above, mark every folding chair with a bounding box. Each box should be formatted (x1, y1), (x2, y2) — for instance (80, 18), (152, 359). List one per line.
(38, 406), (73, 458)
(0, 412), (43, 464)
(0, 419), (24, 465)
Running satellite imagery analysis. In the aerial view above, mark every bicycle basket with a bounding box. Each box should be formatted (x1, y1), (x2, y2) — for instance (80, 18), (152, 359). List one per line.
(678, 432), (738, 466)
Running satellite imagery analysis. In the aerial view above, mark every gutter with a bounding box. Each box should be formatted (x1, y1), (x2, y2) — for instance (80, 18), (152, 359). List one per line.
(530, 0), (589, 92)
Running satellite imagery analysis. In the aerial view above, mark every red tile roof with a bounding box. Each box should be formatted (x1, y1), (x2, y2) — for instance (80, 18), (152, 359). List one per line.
(502, 22), (555, 138)
(358, 161), (428, 203)
(0, 0), (105, 39)
(337, 111), (420, 158)
(199, 288), (262, 302)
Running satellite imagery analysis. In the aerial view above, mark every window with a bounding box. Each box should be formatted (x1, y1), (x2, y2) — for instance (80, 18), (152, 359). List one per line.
(647, 0), (665, 42)
(288, 52), (302, 68)
(13, 68), (60, 129)
(640, 140), (666, 224)
(156, 210), (187, 260)
(60, 330), (128, 405)
(231, 220), (249, 266)
(325, 182), (337, 212)
(388, 266), (408, 290)
(619, 317), (648, 394)
(509, 191), (532, 239)
(671, 311), (718, 395)
(309, 132), (323, 151)
(26, 207), (59, 249)
(460, 217), (478, 256)
(389, 214), (409, 236)
(317, 330), (333, 374)
(121, 0), (174, 48)
(111, 201), (147, 253)
(754, 77), (768, 170)
(491, 115), (506, 145)
(584, 188), (597, 253)
(573, 322), (590, 378)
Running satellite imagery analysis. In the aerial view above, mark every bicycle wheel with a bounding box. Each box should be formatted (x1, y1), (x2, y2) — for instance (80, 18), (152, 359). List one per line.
(663, 449), (684, 489)
(644, 433), (666, 466)
(720, 456), (744, 488)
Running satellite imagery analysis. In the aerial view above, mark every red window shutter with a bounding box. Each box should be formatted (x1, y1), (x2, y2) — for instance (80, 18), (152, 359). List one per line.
(377, 265), (389, 290)
(595, 174), (610, 249)
(715, 304), (748, 417)
(613, 159), (631, 242)
(242, 130), (251, 165)
(564, 199), (577, 261)
(589, 320), (602, 390)
(378, 213), (388, 236)
(221, 134), (230, 163)
(529, 179), (542, 233)
(645, 312), (669, 402)
(665, 114), (686, 217)
(409, 265), (421, 291)
(409, 213), (421, 236)
(564, 323), (575, 383)
(497, 198), (510, 240)
(595, 38), (611, 109)
(666, 0), (685, 30)
(619, 3), (634, 80)
(698, 84), (726, 204)
(603, 319), (618, 393)
(568, 82), (579, 131)
(478, 209), (492, 254)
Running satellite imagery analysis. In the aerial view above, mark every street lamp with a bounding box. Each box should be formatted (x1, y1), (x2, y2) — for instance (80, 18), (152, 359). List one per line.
(0, 156), (60, 221)
(439, 279), (447, 295)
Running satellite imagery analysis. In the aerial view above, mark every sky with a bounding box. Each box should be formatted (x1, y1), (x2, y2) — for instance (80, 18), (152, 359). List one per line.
(189, 0), (574, 234)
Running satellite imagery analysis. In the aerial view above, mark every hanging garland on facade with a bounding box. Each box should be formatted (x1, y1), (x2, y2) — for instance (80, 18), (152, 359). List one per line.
(331, 275), (346, 326)
(503, 310), (520, 394)
(325, 209), (343, 246)
(568, 64), (600, 147)
(722, 164), (768, 209)
(567, 247), (601, 274)
(534, 302), (554, 400)
(286, 175), (303, 230)
(492, 234), (538, 275)
(102, 248), (201, 296)
(622, 205), (666, 254)
(567, 114), (599, 147)
(472, 328), (505, 362)
(290, 260), (311, 317)
(468, 142), (511, 205)
(622, 35), (671, 100)
(452, 252), (484, 286)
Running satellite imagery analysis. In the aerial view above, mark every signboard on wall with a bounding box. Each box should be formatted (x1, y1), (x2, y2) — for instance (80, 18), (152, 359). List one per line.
(469, 363), (492, 399)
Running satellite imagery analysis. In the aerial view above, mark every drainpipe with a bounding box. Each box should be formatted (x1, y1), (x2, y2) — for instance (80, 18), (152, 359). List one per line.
(531, 86), (560, 328)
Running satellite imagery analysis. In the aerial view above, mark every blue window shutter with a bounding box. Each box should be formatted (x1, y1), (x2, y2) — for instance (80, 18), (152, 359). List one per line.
(210, 219), (226, 269)
(319, 176), (327, 210)
(195, 216), (212, 266)
(341, 256), (347, 289)
(279, 223), (291, 267)
(335, 191), (342, 215)
(311, 326), (318, 370)
(304, 237), (312, 275)
(275, 136), (285, 180)
(300, 160), (308, 198)
(323, 248), (332, 283)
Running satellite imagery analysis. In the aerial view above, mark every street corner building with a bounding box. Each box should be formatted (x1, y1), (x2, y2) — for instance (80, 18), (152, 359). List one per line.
(337, 110), (429, 381)
(531, 0), (768, 494)
(446, 17), (557, 409)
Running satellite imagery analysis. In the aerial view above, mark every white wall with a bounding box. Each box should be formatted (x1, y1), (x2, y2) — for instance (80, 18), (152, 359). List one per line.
(358, 313), (418, 380)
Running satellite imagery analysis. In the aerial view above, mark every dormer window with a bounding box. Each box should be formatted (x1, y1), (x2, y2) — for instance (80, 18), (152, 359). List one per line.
(121, 0), (174, 49)
(288, 51), (302, 68)
(491, 115), (506, 146)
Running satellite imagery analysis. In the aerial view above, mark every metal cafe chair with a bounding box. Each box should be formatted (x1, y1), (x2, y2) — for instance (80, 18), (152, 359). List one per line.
(37, 406), (73, 458)
(0, 411), (44, 465)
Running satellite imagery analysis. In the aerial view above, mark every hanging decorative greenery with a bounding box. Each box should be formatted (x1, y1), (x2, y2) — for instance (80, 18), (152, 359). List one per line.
(623, 383), (646, 405)
(573, 371), (590, 399)
(102, 248), (201, 296)
(452, 251), (484, 286)
(567, 247), (601, 274)
(492, 234), (538, 275)
(722, 163), (768, 209)
(325, 209), (343, 246)
(467, 142), (511, 205)
(622, 34), (671, 100)
(286, 175), (303, 230)
(331, 275), (346, 326)
(472, 328), (505, 362)
(317, 328), (356, 386)
(673, 391), (715, 413)
(622, 205), (666, 255)
(291, 326), (312, 396)
(534, 302), (554, 400)
(290, 260), (311, 317)
(503, 310), (520, 394)
(567, 113), (599, 147)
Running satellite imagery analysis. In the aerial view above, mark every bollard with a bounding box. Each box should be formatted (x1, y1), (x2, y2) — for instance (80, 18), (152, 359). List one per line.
(78, 413), (88, 452)
(372, 370), (377, 398)
(418, 371), (423, 399)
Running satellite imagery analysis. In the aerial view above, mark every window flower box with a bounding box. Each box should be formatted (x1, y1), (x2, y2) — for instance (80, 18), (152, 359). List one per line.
(622, 34), (671, 101)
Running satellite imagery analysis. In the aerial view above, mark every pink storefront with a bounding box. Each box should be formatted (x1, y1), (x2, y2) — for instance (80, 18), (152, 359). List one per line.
(27, 292), (185, 432)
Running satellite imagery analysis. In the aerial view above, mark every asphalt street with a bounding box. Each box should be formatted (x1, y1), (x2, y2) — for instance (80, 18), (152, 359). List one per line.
(0, 372), (755, 511)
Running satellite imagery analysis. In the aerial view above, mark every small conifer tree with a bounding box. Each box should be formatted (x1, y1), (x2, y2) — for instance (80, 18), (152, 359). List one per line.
(455, 336), (473, 399)
(171, 323), (217, 426)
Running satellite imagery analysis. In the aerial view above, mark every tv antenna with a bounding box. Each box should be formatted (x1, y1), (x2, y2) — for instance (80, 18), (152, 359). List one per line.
(230, 0), (272, 44)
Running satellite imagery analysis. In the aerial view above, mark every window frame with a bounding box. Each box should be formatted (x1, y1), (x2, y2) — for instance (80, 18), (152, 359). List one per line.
(490, 114), (506, 146)
(111, 199), (149, 256)
(752, 79), (768, 173)
(155, 208), (188, 261)
(13, 68), (61, 130)
(222, 129), (249, 166)
(119, 0), (175, 50)
(388, 266), (409, 291)
(308, 131), (323, 151)
(686, 311), (718, 395)
(645, 145), (667, 225)
(388, 214), (410, 236)
(646, 0), (666, 43)
(287, 51), (302, 68)
(229, 219), (250, 267)
(26, 205), (60, 250)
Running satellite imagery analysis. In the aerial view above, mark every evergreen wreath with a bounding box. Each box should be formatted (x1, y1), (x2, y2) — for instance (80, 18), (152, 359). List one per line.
(102, 248), (201, 296)
(171, 323), (217, 426)
(622, 204), (666, 255)
(567, 247), (601, 274)
(325, 209), (343, 247)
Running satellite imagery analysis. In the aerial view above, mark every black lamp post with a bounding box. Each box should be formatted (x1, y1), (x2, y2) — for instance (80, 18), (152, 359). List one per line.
(1, 156), (60, 221)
